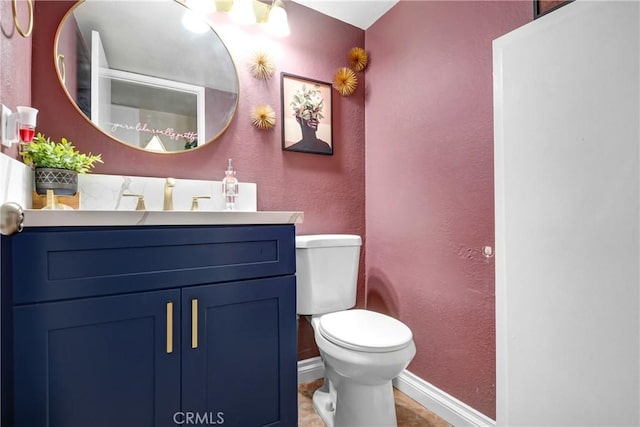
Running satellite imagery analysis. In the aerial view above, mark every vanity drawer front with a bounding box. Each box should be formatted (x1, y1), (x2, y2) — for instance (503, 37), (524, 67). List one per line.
(10, 225), (295, 304)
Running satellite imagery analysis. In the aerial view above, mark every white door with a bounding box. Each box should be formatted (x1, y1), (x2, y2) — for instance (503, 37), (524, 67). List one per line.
(493, 1), (639, 425)
(90, 30), (111, 129)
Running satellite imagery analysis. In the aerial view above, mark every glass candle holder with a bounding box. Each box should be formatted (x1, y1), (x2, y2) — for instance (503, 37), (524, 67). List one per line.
(17, 106), (38, 143)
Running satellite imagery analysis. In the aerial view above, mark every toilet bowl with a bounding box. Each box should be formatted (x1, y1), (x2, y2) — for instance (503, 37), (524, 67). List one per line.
(308, 310), (416, 427)
(295, 235), (416, 427)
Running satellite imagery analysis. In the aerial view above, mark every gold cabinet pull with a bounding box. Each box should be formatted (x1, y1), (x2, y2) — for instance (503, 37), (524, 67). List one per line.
(191, 299), (198, 349)
(166, 302), (173, 354)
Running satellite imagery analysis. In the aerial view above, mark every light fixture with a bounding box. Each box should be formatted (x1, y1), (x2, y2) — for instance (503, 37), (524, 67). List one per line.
(266, 0), (289, 37)
(182, 10), (210, 33)
(187, 0), (216, 14)
(221, 0), (289, 36)
(182, 0), (214, 33)
(214, 0), (233, 13)
(230, 0), (256, 25)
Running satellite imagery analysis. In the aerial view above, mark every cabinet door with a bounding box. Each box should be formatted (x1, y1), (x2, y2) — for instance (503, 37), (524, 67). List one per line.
(182, 277), (297, 427)
(13, 289), (181, 427)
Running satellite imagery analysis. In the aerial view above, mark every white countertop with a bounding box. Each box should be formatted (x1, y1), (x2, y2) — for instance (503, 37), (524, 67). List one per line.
(20, 210), (304, 228)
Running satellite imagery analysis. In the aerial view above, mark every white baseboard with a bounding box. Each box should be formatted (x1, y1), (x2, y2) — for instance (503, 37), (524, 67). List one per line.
(297, 356), (324, 384)
(393, 370), (496, 427)
(297, 358), (495, 427)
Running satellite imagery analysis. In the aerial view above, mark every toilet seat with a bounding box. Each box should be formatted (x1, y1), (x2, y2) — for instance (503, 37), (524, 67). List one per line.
(317, 309), (413, 353)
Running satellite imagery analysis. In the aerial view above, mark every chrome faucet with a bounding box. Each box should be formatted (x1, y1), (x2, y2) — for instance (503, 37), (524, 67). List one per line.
(163, 177), (176, 210)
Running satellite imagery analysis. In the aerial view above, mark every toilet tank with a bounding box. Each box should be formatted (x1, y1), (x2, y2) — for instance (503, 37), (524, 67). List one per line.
(295, 234), (362, 315)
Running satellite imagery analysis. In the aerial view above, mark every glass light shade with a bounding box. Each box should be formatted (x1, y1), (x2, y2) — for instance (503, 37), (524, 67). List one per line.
(230, 0), (256, 25)
(267, 2), (289, 37)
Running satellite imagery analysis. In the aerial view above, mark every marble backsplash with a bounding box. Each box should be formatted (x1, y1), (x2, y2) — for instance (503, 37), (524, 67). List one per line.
(80, 174), (256, 211)
(0, 153), (257, 211)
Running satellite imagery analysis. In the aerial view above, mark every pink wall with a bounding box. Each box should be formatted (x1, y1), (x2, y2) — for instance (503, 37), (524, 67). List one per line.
(0, 0), (33, 159)
(365, 1), (530, 418)
(13, 0), (535, 418)
(31, 1), (365, 360)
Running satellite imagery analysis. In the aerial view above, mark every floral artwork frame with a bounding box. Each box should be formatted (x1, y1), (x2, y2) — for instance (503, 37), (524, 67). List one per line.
(281, 73), (333, 156)
(534, 0), (573, 18)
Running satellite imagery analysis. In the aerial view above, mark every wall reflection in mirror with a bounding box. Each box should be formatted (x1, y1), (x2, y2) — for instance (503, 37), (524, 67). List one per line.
(55, 0), (239, 153)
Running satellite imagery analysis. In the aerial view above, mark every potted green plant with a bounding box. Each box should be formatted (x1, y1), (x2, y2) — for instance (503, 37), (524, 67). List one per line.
(20, 133), (103, 195)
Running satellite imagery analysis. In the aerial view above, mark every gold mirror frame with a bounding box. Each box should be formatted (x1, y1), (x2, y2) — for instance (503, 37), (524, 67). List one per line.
(53, 0), (240, 154)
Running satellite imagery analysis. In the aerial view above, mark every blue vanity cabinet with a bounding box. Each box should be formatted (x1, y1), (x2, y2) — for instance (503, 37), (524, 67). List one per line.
(13, 289), (182, 427)
(181, 277), (297, 427)
(1, 224), (297, 427)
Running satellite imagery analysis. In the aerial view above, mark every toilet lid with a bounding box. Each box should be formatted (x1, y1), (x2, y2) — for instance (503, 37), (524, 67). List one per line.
(318, 310), (413, 353)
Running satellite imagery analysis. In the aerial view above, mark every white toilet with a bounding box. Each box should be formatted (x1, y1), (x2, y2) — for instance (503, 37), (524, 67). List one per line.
(296, 234), (416, 427)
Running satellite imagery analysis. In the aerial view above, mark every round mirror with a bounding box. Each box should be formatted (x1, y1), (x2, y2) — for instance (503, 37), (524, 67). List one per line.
(55, 0), (239, 153)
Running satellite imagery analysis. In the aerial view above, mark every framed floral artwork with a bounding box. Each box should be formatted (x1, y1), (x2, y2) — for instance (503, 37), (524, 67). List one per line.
(534, 0), (573, 18)
(281, 73), (333, 155)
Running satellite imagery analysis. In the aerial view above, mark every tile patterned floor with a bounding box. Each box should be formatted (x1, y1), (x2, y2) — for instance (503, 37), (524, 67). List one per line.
(298, 379), (451, 427)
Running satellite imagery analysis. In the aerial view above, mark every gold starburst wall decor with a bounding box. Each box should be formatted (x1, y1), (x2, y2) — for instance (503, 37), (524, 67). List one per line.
(249, 51), (275, 80)
(333, 67), (358, 97)
(349, 47), (368, 72)
(251, 104), (276, 130)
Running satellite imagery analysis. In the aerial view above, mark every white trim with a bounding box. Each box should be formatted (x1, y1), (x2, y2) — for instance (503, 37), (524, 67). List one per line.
(296, 359), (495, 427)
(492, 26), (509, 427)
(103, 68), (205, 95)
(297, 356), (324, 385)
(393, 370), (495, 427)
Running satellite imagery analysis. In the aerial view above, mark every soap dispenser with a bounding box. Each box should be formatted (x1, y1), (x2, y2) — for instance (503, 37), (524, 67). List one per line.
(222, 159), (238, 210)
